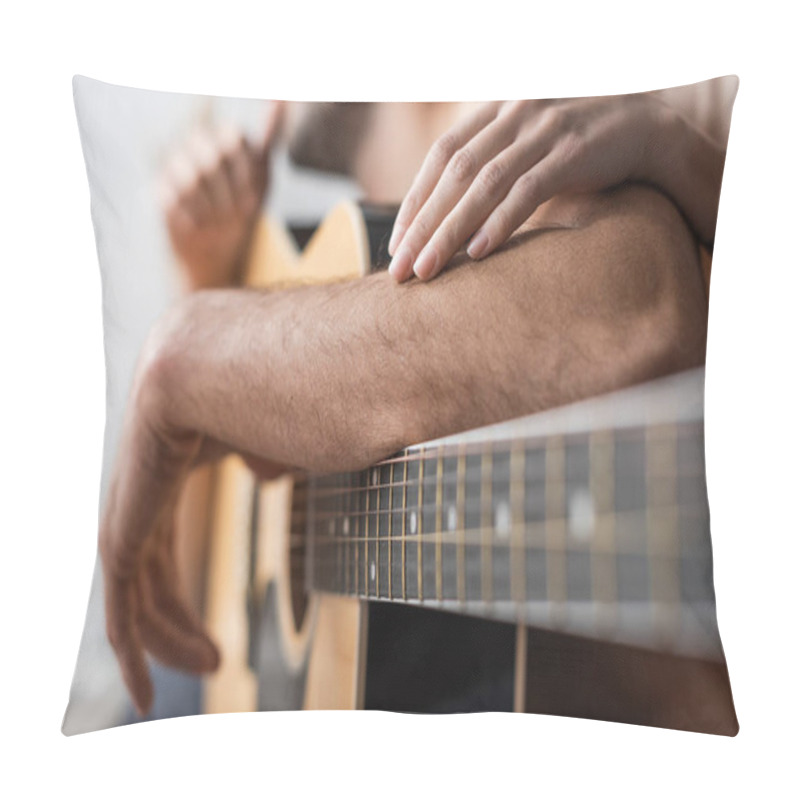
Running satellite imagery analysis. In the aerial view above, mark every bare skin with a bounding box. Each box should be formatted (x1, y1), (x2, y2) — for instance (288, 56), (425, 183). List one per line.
(388, 80), (738, 281)
(108, 87), (733, 713)
(160, 103), (283, 290)
(102, 183), (707, 714)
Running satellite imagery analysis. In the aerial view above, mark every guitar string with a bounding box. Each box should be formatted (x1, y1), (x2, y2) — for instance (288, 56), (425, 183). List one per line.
(287, 467), (706, 505)
(281, 504), (709, 550)
(302, 423), (704, 471)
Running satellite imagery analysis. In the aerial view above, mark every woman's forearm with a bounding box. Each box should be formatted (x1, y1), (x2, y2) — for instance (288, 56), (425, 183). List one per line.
(644, 97), (730, 249)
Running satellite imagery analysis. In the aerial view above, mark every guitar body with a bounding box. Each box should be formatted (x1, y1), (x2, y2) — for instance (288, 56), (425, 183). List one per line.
(204, 202), (372, 714)
(200, 203), (738, 734)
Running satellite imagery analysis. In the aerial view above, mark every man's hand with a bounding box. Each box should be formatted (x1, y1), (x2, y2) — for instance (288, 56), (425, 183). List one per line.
(99, 376), (214, 715)
(99, 315), (289, 715)
(160, 102), (283, 291)
(387, 94), (726, 282)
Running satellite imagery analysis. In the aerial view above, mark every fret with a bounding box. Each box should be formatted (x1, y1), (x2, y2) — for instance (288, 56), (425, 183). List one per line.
(389, 460), (403, 600)
(312, 478), (323, 592)
(564, 437), (592, 605)
(421, 455), (438, 600)
(545, 436), (566, 624)
(329, 479), (338, 593)
(417, 449), (424, 601)
(646, 424), (679, 643)
(480, 448), (493, 603)
(441, 455), (458, 602)
(370, 467), (382, 597)
(387, 461), (393, 600)
(406, 457), (420, 600)
(435, 449), (443, 602)
(343, 474), (351, 595)
(364, 468), (371, 596)
(676, 425), (714, 605)
(491, 449), (511, 601)
(510, 444), (526, 605)
(523, 445), (547, 602)
(401, 456), (408, 601)
(378, 463), (391, 598)
(614, 430), (649, 604)
(330, 483), (338, 593)
(357, 468), (365, 596)
(456, 449), (466, 604)
(464, 453), (482, 601)
(590, 429), (616, 637)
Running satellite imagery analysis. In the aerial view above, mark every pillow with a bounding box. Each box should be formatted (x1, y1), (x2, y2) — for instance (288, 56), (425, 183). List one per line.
(63, 74), (739, 735)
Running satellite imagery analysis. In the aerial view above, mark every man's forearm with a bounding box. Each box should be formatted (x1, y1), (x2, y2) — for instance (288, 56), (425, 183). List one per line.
(143, 185), (708, 475)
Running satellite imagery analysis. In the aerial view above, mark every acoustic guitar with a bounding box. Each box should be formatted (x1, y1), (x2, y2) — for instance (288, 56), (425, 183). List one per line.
(198, 202), (738, 734)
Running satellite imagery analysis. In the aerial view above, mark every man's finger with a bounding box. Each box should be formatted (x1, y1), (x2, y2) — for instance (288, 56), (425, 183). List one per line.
(160, 176), (199, 245)
(138, 607), (219, 675)
(166, 150), (214, 226)
(388, 102), (500, 260)
(147, 545), (219, 655)
(217, 127), (259, 213)
(189, 130), (237, 218)
(104, 574), (153, 716)
(138, 562), (219, 674)
(100, 402), (202, 709)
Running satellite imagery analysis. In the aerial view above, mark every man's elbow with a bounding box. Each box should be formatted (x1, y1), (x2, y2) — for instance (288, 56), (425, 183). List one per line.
(609, 187), (709, 384)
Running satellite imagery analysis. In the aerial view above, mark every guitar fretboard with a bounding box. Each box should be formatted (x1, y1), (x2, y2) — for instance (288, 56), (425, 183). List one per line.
(294, 418), (718, 658)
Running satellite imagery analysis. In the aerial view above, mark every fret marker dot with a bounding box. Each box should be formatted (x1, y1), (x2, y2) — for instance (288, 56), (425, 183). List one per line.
(447, 505), (457, 531)
(370, 561), (376, 582)
(410, 511), (418, 534)
(343, 518), (350, 535)
(372, 468), (379, 486)
(494, 502), (511, 539)
(568, 488), (595, 542)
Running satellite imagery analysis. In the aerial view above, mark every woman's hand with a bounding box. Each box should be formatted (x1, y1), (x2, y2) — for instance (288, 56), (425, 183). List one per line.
(160, 102), (283, 291)
(387, 95), (675, 282)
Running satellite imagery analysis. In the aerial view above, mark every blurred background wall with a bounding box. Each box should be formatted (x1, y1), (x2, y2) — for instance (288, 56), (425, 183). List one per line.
(64, 77), (361, 734)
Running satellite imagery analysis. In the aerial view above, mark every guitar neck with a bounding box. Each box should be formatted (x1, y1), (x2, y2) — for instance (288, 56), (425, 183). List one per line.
(294, 400), (718, 659)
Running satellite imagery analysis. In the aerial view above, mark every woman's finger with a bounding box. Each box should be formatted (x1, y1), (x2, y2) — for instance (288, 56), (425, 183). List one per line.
(389, 109), (517, 281)
(411, 134), (553, 281)
(467, 150), (571, 260)
(388, 102), (500, 259)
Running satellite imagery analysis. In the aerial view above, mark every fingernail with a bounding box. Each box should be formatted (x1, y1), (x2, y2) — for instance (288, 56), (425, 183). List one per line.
(389, 246), (412, 281)
(467, 230), (489, 259)
(413, 247), (439, 280)
(388, 224), (404, 257)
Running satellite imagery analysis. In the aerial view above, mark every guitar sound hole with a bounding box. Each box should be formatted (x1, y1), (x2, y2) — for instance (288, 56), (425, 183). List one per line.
(289, 480), (309, 632)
